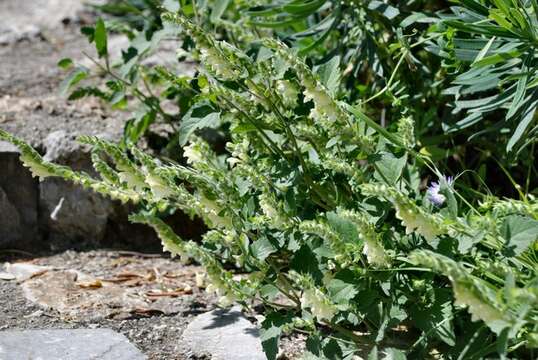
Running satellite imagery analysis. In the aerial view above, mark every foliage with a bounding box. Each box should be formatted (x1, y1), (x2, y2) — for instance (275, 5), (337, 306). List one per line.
(2, 9), (538, 358)
(428, 0), (538, 155)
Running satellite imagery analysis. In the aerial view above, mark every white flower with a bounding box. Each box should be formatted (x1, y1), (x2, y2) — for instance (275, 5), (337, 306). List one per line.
(303, 80), (339, 122)
(363, 238), (388, 267)
(276, 80), (299, 107)
(259, 193), (286, 227)
(453, 283), (504, 324)
(395, 202), (442, 242)
(19, 153), (54, 179)
(199, 195), (231, 228)
(118, 171), (146, 191)
(200, 47), (237, 80)
(218, 294), (235, 307)
(183, 142), (203, 164)
(145, 174), (174, 200)
(301, 288), (336, 321)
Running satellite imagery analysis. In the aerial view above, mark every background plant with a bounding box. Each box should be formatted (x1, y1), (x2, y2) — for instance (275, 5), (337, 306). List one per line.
(3, 9), (538, 359)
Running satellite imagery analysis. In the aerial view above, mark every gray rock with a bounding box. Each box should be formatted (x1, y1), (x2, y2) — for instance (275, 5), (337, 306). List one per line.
(182, 307), (265, 360)
(40, 131), (115, 246)
(0, 140), (39, 249)
(0, 329), (145, 360)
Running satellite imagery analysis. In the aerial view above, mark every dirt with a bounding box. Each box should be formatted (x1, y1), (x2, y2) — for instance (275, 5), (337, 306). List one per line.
(0, 250), (307, 359)
(0, 250), (216, 359)
(0, 0), (125, 149)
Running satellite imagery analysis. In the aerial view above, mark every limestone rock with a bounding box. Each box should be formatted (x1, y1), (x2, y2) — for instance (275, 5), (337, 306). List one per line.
(0, 329), (145, 359)
(39, 131), (115, 246)
(182, 307), (266, 360)
(0, 140), (39, 249)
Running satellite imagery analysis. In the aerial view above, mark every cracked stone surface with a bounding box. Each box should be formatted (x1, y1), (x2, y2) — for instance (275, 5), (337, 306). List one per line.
(181, 307), (266, 360)
(0, 329), (145, 359)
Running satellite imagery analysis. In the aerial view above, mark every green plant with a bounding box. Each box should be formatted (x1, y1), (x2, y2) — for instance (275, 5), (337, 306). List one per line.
(3, 11), (537, 359)
(428, 0), (538, 155)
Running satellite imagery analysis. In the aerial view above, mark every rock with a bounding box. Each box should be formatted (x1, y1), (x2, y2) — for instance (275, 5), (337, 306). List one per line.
(182, 307), (265, 360)
(3, 262), (52, 281)
(0, 329), (145, 360)
(39, 131), (116, 247)
(0, 140), (39, 250)
(18, 266), (185, 320)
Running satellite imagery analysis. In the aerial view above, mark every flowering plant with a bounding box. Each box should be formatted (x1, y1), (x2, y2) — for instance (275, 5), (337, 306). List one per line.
(2, 8), (538, 360)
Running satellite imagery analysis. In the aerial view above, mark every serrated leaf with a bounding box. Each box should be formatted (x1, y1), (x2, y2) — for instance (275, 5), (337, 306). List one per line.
(250, 236), (277, 261)
(259, 284), (279, 301)
(502, 215), (538, 255)
(290, 245), (323, 284)
(260, 312), (293, 360)
(373, 152), (407, 185)
(326, 212), (360, 245)
(315, 56), (340, 96)
(179, 103), (220, 146)
(326, 278), (358, 303)
(383, 348), (406, 360)
(210, 0), (231, 22)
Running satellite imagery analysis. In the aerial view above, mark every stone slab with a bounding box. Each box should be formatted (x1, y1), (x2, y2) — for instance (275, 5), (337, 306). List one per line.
(0, 329), (145, 360)
(0, 140), (39, 249)
(182, 307), (265, 360)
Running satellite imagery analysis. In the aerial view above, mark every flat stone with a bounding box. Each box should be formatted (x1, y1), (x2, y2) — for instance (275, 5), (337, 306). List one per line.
(0, 141), (39, 250)
(3, 262), (52, 281)
(40, 131), (115, 246)
(0, 329), (145, 360)
(182, 307), (265, 360)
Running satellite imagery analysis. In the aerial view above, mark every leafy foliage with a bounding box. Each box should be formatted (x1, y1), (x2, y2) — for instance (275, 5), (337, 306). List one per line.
(2, 7), (538, 357)
(428, 0), (538, 154)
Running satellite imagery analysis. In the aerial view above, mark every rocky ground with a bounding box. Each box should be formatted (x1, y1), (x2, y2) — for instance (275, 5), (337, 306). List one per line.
(0, 0), (124, 149)
(0, 251), (214, 359)
(0, 250), (305, 359)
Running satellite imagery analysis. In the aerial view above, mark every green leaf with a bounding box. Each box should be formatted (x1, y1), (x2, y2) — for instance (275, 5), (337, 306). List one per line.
(506, 96), (538, 152)
(283, 0), (326, 16)
(459, 0), (490, 16)
(326, 212), (360, 245)
(507, 58), (530, 119)
(260, 312), (293, 360)
(60, 66), (88, 96)
(315, 56), (340, 96)
(250, 236), (277, 261)
(373, 152), (407, 185)
(502, 215), (538, 255)
(163, 0), (180, 12)
(326, 278), (358, 304)
(57, 58), (73, 69)
(410, 289), (455, 346)
(383, 348), (406, 360)
(472, 49), (522, 68)
(94, 18), (108, 58)
(179, 103), (221, 145)
(368, 1), (400, 20)
(259, 284), (280, 301)
(210, 0), (231, 22)
(471, 36), (496, 65)
(290, 245), (323, 284)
